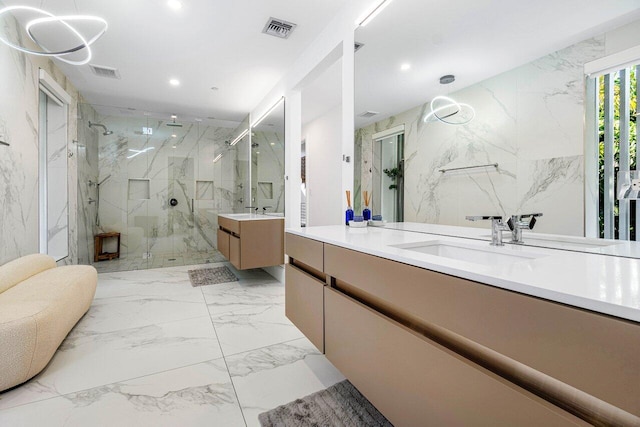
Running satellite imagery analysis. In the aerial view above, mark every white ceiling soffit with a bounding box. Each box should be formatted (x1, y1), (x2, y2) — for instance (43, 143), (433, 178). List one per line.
(354, 0), (640, 128)
(2, 0), (350, 122)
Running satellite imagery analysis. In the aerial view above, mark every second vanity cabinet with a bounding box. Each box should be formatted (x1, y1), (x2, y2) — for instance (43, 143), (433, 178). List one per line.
(285, 232), (640, 427)
(217, 215), (284, 270)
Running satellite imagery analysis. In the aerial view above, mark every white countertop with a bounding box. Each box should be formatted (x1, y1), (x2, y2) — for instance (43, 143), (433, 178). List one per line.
(218, 213), (284, 222)
(286, 224), (640, 323)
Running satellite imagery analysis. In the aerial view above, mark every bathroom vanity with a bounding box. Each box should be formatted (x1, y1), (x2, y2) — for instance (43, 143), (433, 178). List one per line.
(217, 213), (284, 270)
(285, 224), (640, 426)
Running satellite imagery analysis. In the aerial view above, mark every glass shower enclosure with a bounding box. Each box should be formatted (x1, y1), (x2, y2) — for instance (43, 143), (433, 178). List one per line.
(78, 104), (248, 272)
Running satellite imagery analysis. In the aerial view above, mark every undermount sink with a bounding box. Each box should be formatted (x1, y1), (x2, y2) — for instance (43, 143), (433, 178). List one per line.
(390, 240), (546, 266)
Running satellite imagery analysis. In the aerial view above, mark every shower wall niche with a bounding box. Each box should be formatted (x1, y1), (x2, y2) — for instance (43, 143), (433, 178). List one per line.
(83, 105), (245, 270)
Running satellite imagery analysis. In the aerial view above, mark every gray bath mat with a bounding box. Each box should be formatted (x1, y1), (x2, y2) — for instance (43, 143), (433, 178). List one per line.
(258, 380), (393, 427)
(188, 266), (238, 287)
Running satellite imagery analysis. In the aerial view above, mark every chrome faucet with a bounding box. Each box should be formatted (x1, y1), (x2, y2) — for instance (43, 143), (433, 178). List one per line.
(466, 215), (510, 246)
(262, 206), (273, 214)
(507, 213), (543, 244)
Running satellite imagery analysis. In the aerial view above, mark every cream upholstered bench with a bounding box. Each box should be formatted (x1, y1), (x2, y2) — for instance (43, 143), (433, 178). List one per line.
(0, 254), (97, 392)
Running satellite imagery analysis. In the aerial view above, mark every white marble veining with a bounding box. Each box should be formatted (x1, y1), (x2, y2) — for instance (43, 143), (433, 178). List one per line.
(0, 10), (81, 265)
(0, 263), (343, 426)
(227, 338), (345, 427)
(287, 225), (640, 322)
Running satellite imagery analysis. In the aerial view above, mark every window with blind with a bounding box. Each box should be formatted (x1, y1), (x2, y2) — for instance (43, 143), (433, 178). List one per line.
(596, 64), (638, 240)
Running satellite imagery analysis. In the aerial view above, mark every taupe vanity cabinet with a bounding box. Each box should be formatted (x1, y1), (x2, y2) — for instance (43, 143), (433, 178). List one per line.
(285, 232), (640, 427)
(217, 215), (284, 270)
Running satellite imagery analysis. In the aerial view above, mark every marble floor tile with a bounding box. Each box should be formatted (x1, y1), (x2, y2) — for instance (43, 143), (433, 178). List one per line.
(28, 316), (223, 398)
(202, 278), (285, 315)
(227, 338), (345, 427)
(0, 359), (245, 427)
(209, 303), (304, 357)
(0, 264), (347, 425)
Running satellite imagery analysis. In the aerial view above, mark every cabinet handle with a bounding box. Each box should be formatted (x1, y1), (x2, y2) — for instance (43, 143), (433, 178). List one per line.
(191, 198), (194, 213)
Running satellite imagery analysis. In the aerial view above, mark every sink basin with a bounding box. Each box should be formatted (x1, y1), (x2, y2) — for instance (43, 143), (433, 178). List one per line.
(390, 240), (546, 266)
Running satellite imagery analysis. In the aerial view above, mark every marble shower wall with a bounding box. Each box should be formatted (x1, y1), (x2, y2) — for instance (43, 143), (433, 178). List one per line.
(76, 103), (100, 265)
(356, 33), (614, 236)
(252, 130), (285, 213)
(0, 4), (80, 265)
(95, 114), (237, 261)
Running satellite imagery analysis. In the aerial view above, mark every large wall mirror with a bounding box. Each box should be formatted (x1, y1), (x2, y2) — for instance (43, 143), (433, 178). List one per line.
(354, 0), (640, 257)
(251, 98), (285, 215)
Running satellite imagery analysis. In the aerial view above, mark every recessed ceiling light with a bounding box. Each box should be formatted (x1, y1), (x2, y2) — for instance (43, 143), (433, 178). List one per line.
(172, 145), (177, 148)
(167, 0), (182, 10)
(169, 78), (180, 86)
(270, 142), (275, 146)
(171, 134), (177, 138)
(401, 63), (411, 71)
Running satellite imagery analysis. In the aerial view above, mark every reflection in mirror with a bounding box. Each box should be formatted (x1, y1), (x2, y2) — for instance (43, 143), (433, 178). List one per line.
(228, 114), (251, 213)
(251, 98), (285, 215)
(354, 0), (640, 257)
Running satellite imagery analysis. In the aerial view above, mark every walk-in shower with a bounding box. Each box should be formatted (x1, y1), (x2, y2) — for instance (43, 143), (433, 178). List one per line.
(88, 121), (113, 136)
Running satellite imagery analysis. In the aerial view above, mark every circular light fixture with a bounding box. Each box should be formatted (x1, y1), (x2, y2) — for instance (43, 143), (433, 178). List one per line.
(169, 79), (180, 86)
(0, 6), (108, 66)
(171, 134), (177, 138)
(401, 63), (411, 71)
(167, 0), (183, 10)
(423, 95), (475, 125)
(172, 145), (177, 148)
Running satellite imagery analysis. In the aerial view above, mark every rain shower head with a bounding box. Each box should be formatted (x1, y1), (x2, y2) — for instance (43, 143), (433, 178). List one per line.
(89, 121), (113, 136)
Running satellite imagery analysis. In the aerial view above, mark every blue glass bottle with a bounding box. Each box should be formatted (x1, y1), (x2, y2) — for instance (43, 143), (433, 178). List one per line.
(345, 206), (354, 225)
(363, 207), (371, 221)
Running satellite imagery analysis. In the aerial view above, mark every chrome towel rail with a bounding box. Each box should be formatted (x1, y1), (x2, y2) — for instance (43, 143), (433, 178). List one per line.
(439, 163), (498, 173)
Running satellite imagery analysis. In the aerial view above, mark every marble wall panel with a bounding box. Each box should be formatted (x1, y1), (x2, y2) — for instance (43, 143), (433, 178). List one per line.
(252, 130), (285, 213)
(0, 5), (80, 265)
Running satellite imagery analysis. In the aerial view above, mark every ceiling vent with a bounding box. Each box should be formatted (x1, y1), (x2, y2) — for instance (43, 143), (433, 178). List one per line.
(354, 42), (364, 52)
(358, 111), (379, 118)
(89, 64), (121, 79)
(262, 17), (297, 39)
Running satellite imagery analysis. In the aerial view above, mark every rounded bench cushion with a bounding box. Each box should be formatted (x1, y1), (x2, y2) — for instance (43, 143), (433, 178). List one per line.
(0, 264), (97, 392)
(0, 254), (56, 294)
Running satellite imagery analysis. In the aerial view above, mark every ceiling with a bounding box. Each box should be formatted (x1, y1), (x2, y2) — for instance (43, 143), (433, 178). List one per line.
(354, 0), (640, 128)
(2, 0), (350, 124)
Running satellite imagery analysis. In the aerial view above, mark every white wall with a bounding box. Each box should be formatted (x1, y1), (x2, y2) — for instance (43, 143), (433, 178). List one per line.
(303, 106), (343, 226)
(250, 0), (374, 229)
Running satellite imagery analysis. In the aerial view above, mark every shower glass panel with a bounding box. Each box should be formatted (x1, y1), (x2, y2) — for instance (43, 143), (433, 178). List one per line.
(251, 99), (285, 214)
(81, 103), (246, 272)
(373, 133), (404, 222)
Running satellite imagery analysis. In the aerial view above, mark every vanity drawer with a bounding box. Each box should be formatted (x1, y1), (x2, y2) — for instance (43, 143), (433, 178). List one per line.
(324, 287), (586, 427)
(324, 244), (640, 418)
(285, 264), (325, 352)
(229, 234), (241, 269)
(217, 229), (230, 259)
(219, 216), (240, 235)
(285, 233), (323, 272)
